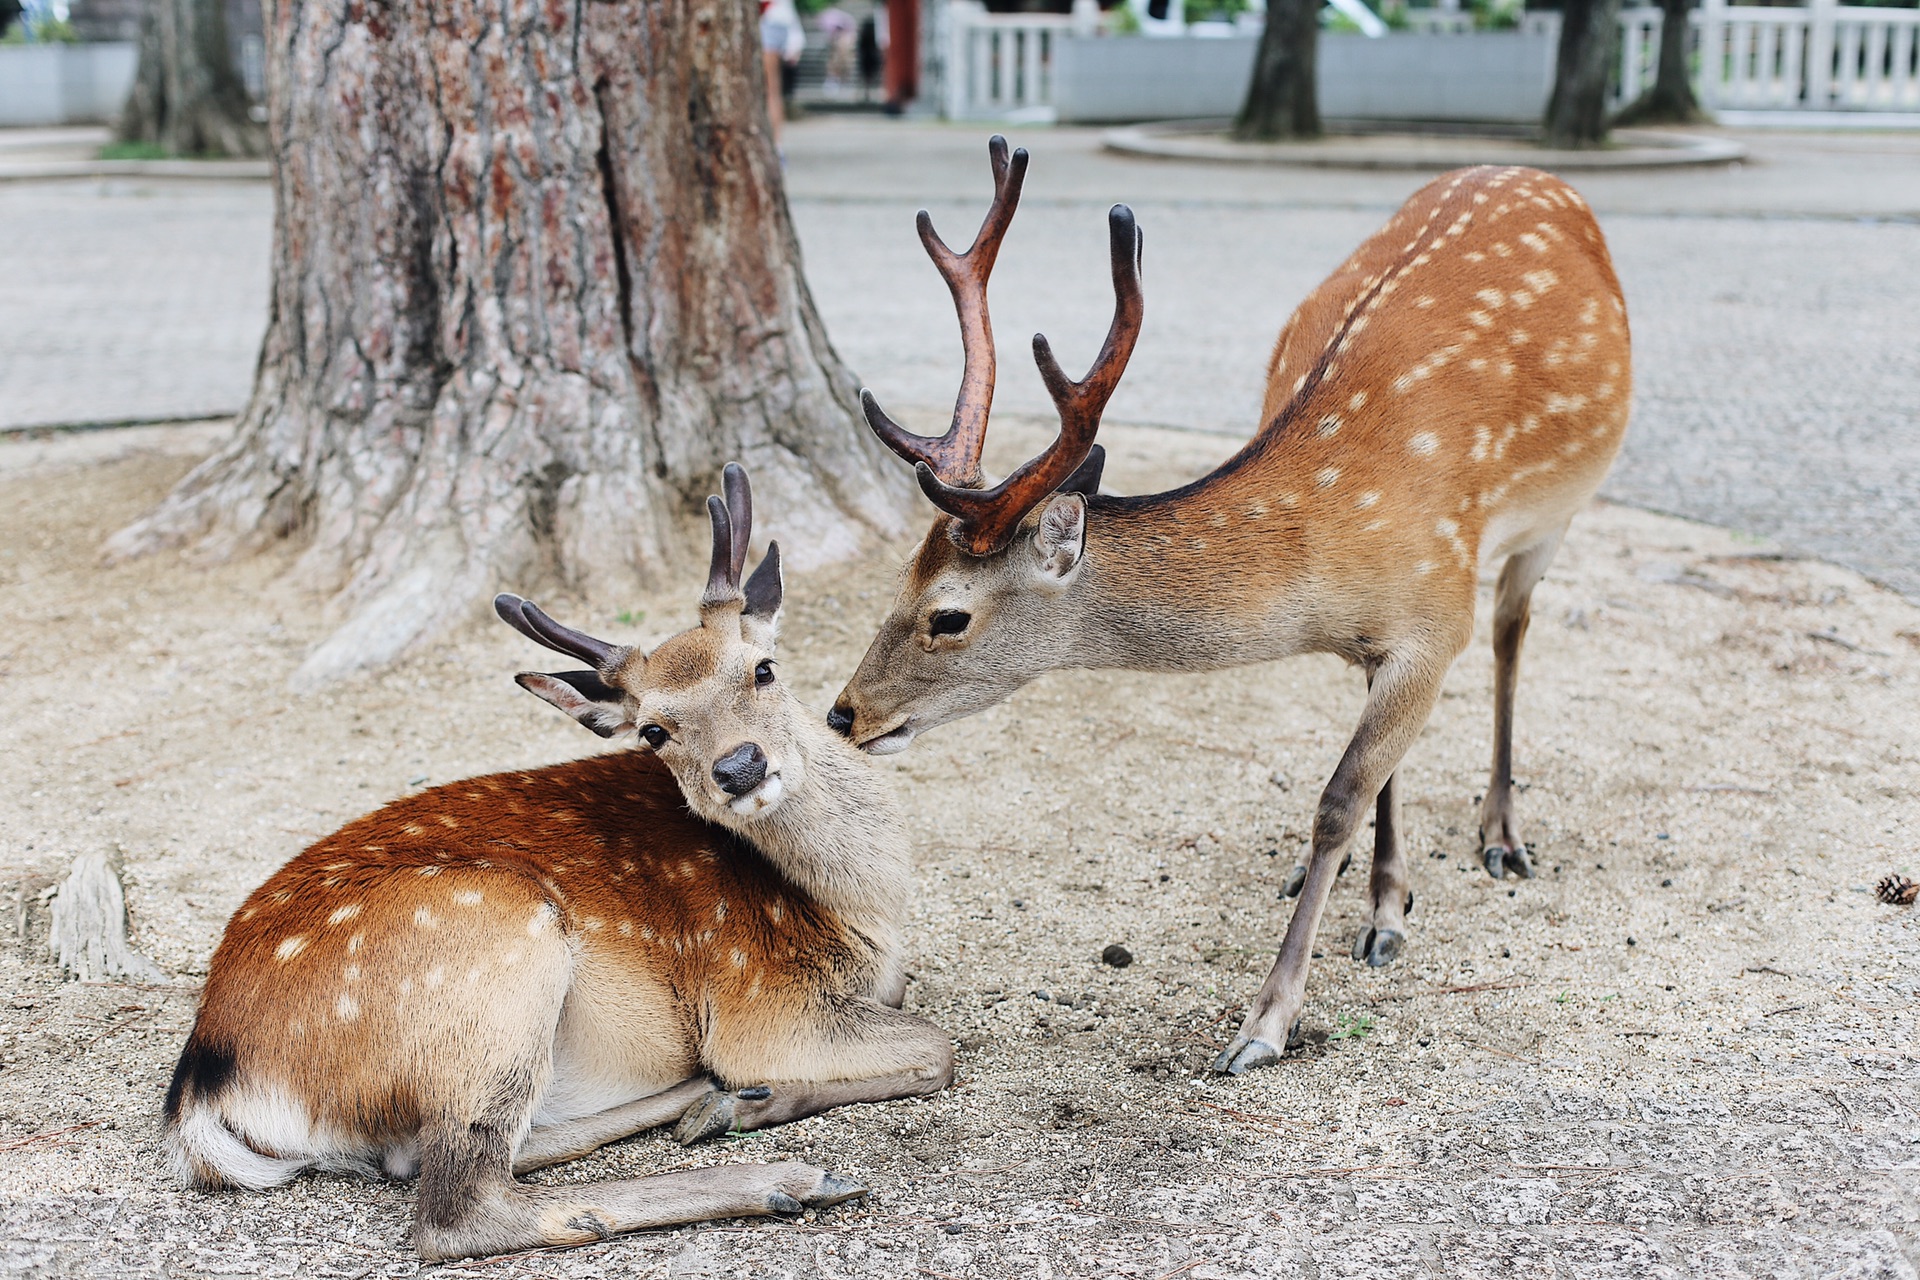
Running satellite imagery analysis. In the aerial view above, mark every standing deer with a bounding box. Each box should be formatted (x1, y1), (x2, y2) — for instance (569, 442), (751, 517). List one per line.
(828, 138), (1630, 1074)
(165, 465), (952, 1259)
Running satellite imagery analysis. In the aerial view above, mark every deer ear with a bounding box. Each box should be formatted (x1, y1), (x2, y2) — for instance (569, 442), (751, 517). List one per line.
(1059, 444), (1106, 497)
(515, 671), (633, 738)
(1032, 492), (1086, 588)
(741, 541), (783, 649)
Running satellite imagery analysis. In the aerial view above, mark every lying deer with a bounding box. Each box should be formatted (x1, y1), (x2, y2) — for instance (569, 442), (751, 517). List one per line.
(165, 465), (952, 1259)
(829, 138), (1630, 1074)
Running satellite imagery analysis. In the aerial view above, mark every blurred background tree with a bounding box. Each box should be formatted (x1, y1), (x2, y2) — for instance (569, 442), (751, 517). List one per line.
(117, 0), (264, 157)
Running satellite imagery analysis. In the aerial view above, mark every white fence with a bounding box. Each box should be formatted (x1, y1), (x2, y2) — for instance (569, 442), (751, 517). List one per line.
(1619, 0), (1920, 111)
(938, 0), (1920, 121)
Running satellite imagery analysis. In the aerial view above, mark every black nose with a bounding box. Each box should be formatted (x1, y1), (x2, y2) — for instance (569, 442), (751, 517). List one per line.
(827, 704), (855, 738)
(712, 743), (769, 796)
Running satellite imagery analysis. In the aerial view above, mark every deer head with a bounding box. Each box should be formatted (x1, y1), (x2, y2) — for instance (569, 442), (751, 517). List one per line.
(829, 137), (1143, 753)
(497, 463), (800, 822)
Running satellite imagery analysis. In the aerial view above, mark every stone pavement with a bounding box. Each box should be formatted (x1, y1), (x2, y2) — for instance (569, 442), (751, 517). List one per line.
(0, 120), (1915, 598)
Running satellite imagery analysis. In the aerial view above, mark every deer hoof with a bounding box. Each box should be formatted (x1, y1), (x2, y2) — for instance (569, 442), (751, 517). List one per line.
(1503, 845), (1535, 879)
(809, 1172), (868, 1207)
(673, 1091), (736, 1145)
(1278, 865), (1306, 898)
(1351, 926), (1376, 962)
(767, 1191), (806, 1216)
(1483, 846), (1508, 878)
(1365, 929), (1404, 968)
(1337, 850), (1353, 877)
(1211, 1033), (1286, 1075)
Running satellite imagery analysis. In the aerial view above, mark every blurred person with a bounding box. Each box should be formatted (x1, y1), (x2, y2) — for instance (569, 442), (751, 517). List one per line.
(759, 0), (805, 153)
(858, 10), (883, 103)
(819, 5), (857, 93)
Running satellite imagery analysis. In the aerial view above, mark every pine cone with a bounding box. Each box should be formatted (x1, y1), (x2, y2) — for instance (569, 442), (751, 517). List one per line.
(1876, 874), (1918, 906)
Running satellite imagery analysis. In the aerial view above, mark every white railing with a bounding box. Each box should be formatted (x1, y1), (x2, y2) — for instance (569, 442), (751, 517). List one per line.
(939, 0), (1074, 120)
(1616, 0), (1920, 112)
(937, 0), (1920, 121)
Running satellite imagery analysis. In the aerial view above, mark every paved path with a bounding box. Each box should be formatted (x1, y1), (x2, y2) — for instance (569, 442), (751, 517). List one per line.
(0, 122), (1916, 598)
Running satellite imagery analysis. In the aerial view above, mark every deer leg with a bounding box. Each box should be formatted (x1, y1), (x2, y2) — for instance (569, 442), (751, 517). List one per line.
(413, 1075), (861, 1261)
(675, 1000), (953, 1145)
(512, 1076), (717, 1173)
(1481, 533), (1564, 880)
(1351, 769), (1411, 968)
(1212, 650), (1454, 1074)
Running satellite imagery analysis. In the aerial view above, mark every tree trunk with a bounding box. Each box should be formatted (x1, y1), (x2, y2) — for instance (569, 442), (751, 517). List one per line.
(1612, 0), (1707, 126)
(1544, 0), (1624, 149)
(1234, 0), (1322, 142)
(107, 0), (913, 686)
(117, 0), (265, 158)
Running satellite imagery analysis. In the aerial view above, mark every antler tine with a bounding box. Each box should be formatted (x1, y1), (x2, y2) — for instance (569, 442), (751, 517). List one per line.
(919, 204), (1145, 558)
(701, 496), (739, 609)
(721, 462), (752, 586)
(493, 593), (623, 674)
(861, 134), (1030, 489)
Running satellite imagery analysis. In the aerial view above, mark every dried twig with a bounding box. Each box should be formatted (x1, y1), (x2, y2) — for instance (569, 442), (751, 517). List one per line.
(1806, 629), (1890, 657)
(1432, 980), (1528, 995)
(0, 1120), (104, 1152)
(1687, 783), (1774, 796)
(1190, 1099), (1315, 1132)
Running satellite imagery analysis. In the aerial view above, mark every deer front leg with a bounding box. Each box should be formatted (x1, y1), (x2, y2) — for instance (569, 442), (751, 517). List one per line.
(1481, 533), (1563, 880)
(1213, 652), (1452, 1074)
(675, 1000), (953, 1144)
(512, 1077), (718, 1173)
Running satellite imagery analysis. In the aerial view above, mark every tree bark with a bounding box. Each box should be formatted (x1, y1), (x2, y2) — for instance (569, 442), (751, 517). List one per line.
(1612, 0), (1707, 126)
(117, 0), (266, 158)
(1234, 0), (1322, 142)
(107, 0), (913, 686)
(1544, 0), (1624, 149)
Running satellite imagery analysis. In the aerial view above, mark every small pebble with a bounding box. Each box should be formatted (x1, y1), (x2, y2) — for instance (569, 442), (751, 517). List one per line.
(1661, 878), (1673, 887)
(1032, 990), (1050, 1001)
(1101, 943), (1133, 969)
(1627, 936), (1637, 946)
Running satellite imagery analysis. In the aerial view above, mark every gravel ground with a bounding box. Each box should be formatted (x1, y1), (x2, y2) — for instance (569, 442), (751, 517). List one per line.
(2, 418), (1916, 1278)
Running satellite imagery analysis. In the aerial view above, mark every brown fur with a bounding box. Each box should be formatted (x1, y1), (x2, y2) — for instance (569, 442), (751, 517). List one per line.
(835, 166), (1630, 1072)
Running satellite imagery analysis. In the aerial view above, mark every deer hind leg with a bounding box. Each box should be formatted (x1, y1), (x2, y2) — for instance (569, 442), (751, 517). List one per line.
(512, 1076), (716, 1174)
(1213, 647), (1456, 1074)
(675, 1000), (953, 1145)
(1351, 768), (1411, 968)
(413, 1076), (862, 1261)
(1481, 531), (1565, 880)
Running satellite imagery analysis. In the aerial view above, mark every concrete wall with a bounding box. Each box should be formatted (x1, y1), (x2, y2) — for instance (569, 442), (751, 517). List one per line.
(1052, 31), (1558, 125)
(0, 43), (138, 127)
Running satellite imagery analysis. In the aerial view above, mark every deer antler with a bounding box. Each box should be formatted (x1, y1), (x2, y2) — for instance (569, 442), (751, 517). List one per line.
(860, 134), (1029, 489)
(702, 462), (755, 610)
(493, 594), (626, 677)
(919, 203), (1144, 557)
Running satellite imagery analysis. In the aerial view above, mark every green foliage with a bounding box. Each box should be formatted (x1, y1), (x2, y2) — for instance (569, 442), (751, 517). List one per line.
(1322, 8), (1366, 32)
(1186, 0), (1249, 22)
(1109, 3), (1142, 33)
(2, 14), (78, 43)
(792, 0), (836, 15)
(1471, 0), (1522, 30)
(1378, 0), (1414, 31)
(97, 141), (173, 161)
(615, 609), (646, 627)
(1327, 1011), (1376, 1040)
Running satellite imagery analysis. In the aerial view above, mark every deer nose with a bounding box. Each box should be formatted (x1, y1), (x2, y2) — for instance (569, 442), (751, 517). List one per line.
(712, 743), (769, 796)
(827, 704), (855, 738)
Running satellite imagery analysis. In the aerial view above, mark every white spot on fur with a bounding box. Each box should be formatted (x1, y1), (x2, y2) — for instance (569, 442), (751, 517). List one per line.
(1348, 390), (1368, 411)
(342, 964), (360, 982)
(731, 948), (748, 969)
(1315, 467), (1341, 490)
(425, 966), (445, 987)
(453, 889), (483, 906)
(275, 936), (306, 962)
(1475, 288), (1505, 308)
(414, 864), (439, 877)
(327, 904), (360, 926)
(335, 993), (360, 1021)
(1355, 491), (1380, 510)
(1317, 415), (1342, 438)
(414, 906), (438, 930)
(1408, 432), (1439, 457)
(618, 920), (633, 936)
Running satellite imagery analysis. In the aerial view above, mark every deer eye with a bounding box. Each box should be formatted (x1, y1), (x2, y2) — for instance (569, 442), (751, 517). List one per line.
(754, 660), (776, 687)
(929, 609), (971, 638)
(640, 724), (669, 748)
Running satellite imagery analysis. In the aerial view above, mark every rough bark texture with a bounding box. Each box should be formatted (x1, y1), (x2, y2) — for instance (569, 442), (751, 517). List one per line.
(1234, 0), (1322, 142)
(1545, 0), (1624, 148)
(108, 0), (913, 685)
(1613, 0), (1708, 126)
(117, 0), (266, 158)
(48, 852), (167, 984)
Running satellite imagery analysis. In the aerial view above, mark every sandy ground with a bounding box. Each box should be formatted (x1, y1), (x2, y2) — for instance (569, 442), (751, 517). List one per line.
(1, 417), (1917, 1278)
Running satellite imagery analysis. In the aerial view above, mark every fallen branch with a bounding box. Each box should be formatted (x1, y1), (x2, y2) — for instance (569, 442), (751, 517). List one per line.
(0, 1120), (104, 1152)
(48, 852), (166, 984)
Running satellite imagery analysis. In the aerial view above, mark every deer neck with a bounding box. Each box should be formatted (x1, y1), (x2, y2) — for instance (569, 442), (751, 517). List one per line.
(736, 712), (912, 940)
(1066, 483), (1313, 672)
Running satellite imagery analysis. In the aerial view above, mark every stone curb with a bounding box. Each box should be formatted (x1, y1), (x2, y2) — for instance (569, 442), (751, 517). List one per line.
(0, 159), (269, 183)
(1103, 120), (1748, 171)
